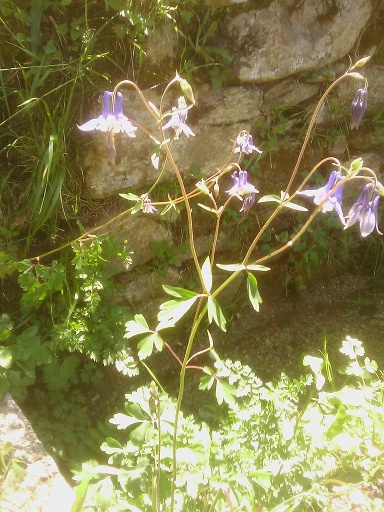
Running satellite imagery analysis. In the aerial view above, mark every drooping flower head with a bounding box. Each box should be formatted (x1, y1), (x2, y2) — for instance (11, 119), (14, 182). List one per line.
(344, 183), (381, 237)
(227, 170), (259, 212)
(78, 91), (137, 165)
(78, 91), (137, 137)
(350, 88), (368, 130)
(234, 131), (262, 155)
(141, 196), (157, 214)
(162, 96), (195, 138)
(297, 170), (345, 225)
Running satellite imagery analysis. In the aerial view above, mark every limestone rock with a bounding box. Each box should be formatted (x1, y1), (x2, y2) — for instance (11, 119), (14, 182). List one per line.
(225, 0), (374, 83)
(0, 394), (74, 512)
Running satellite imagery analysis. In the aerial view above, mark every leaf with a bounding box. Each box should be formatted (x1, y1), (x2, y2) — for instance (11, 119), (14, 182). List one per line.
(216, 263), (245, 272)
(250, 470), (271, 492)
(201, 256), (212, 292)
(215, 379), (236, 406)
(0, 347), (12, 369)
(247, 273), (262, 312)
(162, 285), (198, 299)
(207, 296), (226, 331)
(197, 203), (218, 214)
(131, 200), (143, 214)
(326, 403), (347, 440)
(157, 296), (199, 329)
(119, 192), (140, 201)
(199, 374), (215, 391)
(136, 333), (163, 359)
(124, 315), (150, 339)
(246, 264), (270, 272)
(258, 194), (280, 203)
(283, 201), (308, 211)
(110, 413), (144, 430)
(71, 477), (91, 512)
(137, 334), (157, 359)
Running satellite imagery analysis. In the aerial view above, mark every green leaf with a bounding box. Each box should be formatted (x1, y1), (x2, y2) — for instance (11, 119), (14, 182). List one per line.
(215, 379), (236, 406)
(201, 256), (212, 292)
(258, 194), (280, 203)
(199, 374), (214, 391)
(282, 201), (308, 212)
(137, 334), (156, 359)
(207, 296), (226, 331)
(71, 477), (91, 512)
(110, 413), (144, 430)
(246, 264), (270, 272)
(0, 347), (12, 369)
(124, 314), (150, 339)
(216, 263), (245, 271)
(136, 332), (163, 359)
(197, 203), (218, 214)
(157, 296), (199, 329)
(119, 193), (140, 201)
(162, 285), (198, 299)
(131, 200), (143, 214)
(326, 403), (347, 440)
(247, 273), (262, 312)
(250, 470), (271, 492)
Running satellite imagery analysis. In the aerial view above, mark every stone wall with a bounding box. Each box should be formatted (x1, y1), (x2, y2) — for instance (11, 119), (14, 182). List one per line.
(77, 0), (384, 310)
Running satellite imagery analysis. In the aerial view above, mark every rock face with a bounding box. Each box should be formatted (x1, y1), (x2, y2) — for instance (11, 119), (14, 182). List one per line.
(77, 1), (384, 312)
(226, 0), (374, 83)
(0, 394), (74, 512)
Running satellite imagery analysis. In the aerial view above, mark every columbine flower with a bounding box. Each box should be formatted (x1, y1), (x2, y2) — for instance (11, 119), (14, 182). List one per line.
(227, 170), (259, 212)
(234, 131), (262, 155)
(78, 91), (137, 165)
(78, 91), (137, 137)
(297, 170), (345, 225)
(142, 197), (157, 214)
(163, 96), (194, 138)
(344, 183), (382, 237)
(350, 88), (368, 130)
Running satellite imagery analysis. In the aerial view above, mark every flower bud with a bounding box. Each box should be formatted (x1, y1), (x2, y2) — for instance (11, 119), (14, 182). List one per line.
(351, 88), (368, 130)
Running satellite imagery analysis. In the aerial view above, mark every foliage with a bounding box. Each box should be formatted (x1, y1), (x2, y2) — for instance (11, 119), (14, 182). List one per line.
(1, 34), (383, 512)
(73, 338), (384, 511)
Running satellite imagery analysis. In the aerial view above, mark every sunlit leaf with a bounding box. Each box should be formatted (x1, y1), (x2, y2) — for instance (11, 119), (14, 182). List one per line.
(137, 334), (159, 359)
(201, 256), (212, 292)
(157, 296), (199, 329)
(162, 285), (198, 299)
(110, 413), (143, 430)
(207, 296), (226, 331)
(124, 314), (150, 339)
(216, 263), (245, 271)
(247, 273), (262, 312)
(246, 264), (270, 272)
(215, 379), (236, 406)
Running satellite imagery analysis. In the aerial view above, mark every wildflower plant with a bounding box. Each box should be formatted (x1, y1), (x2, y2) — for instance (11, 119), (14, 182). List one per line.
(3, 55), (384, 511)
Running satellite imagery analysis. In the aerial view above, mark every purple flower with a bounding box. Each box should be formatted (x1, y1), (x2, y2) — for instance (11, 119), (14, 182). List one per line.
(227, 170), (258, 212)
(78, 91), (137, 165)
(344, 183), (382, 237)
(78, 91), (137, 137)
(234, 132), (262, 155)
(163, 96), (195, 138)
(297, 170), (345, 225)
(142, 197), (157, 214)
(350, 88), (368, 130)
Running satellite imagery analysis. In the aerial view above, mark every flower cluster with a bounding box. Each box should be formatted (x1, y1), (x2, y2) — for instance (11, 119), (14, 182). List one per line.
(298, 173), (382, 237)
